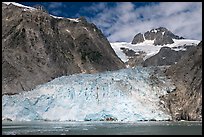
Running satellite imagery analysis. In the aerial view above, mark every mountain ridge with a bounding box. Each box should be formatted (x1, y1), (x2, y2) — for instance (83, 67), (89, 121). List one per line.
(2, 2), (125, 94)
(132, 27), (184, 45)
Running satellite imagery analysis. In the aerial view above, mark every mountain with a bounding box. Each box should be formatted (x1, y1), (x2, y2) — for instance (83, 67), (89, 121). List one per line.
(111, 39), (200, 68)
(110, 27), (200, 68)
(162, 41), (202, 121)
(142, 46), (187, 67)
(132, 27), (184, 45)
(2, 2), (125, 94)
(2, 2), (202, 122)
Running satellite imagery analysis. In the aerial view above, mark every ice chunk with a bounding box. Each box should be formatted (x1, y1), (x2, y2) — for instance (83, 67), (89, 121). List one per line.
(84, 110), (117, 121)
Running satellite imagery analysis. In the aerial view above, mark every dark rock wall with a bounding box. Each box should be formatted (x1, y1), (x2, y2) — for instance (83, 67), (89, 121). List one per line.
(2, 3), (125, 94)
(131, 33), (144, 44)
(162, 42), (202, 121)
(142, 47), (186, 67)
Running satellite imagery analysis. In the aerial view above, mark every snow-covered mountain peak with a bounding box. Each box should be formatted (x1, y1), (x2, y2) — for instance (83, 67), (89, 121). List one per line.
(111, 39), (200, 64)
(114, 26), (201, 67)
(132, 27), (184, 45)
(150, 27), (167, 33)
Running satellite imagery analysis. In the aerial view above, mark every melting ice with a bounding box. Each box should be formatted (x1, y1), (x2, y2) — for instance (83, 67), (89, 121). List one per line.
(2, 67), (176, 121)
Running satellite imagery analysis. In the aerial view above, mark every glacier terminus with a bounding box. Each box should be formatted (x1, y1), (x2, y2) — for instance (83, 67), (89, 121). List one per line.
(2, 67), (176, 122)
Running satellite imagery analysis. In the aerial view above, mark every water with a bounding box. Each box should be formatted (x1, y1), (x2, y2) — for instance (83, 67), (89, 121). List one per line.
(2, 121), (202, 135)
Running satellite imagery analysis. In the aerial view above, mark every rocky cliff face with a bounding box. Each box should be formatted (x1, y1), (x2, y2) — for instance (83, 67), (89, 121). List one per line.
(132, 27), (184, 45)
(161, 41), (202, 121)
(131, 33), (145, 44)
(142, 47), (186, 67)
(2, 3), (125, 94)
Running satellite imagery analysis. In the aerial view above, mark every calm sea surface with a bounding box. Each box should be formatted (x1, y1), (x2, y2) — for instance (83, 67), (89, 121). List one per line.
(2, 121), (202, 135)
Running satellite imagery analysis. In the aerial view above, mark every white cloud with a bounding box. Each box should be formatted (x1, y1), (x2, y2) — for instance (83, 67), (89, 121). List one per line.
(84, 2), (202, 42)
(47, 2), (65, 16)
(50, 10), (62, 16)
(48, 2), (64, 9)
(81, 2), (108, 13)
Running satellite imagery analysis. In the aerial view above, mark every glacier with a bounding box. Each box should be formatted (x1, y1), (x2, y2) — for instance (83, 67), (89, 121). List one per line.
(2, 67), (176, 122)
(110, 39), (200, 63)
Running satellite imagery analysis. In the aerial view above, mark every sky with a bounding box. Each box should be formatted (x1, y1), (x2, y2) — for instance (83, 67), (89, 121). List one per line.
(19, 2), (202, 42)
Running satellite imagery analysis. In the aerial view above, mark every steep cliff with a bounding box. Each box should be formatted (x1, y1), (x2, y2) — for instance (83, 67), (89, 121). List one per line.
(162, 41), (202, 121)
(2, 3), (125, 94)
(142, 47), (186, 67)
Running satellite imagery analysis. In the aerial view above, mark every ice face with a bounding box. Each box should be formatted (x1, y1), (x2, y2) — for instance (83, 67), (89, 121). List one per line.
(2, 67), (175, 121)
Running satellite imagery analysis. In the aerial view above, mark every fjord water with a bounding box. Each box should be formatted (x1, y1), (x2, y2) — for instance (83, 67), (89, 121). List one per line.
(2, 121), (202, 135)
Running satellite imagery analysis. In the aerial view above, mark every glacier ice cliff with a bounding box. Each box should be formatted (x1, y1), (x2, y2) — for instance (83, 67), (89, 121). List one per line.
(2, 67), (176, 121)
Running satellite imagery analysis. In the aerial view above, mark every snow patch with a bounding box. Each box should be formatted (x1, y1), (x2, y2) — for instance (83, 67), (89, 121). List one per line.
(50, 15), (64, 19)
(151, 29), (157, 33)
(68, 18), (79, 22)
(66, 29), (71, 33)
(83, 27), (88, 31)
(110, 43), (129, 62)
(49, 15), (79, 22)
(3, 2), (36, 10)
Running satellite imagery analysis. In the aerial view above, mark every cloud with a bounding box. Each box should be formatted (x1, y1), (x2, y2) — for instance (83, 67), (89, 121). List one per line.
(48, 2), (64, 9)
(81, 2), (108, 13)
(46, 2), (65, 16)
(82, 2), (202, 42)
(50, 10), (62, 16)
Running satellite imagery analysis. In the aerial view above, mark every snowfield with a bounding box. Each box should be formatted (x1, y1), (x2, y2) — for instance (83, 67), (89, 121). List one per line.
(2, 67), (175, 122)
(110, 39), (200, 63)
